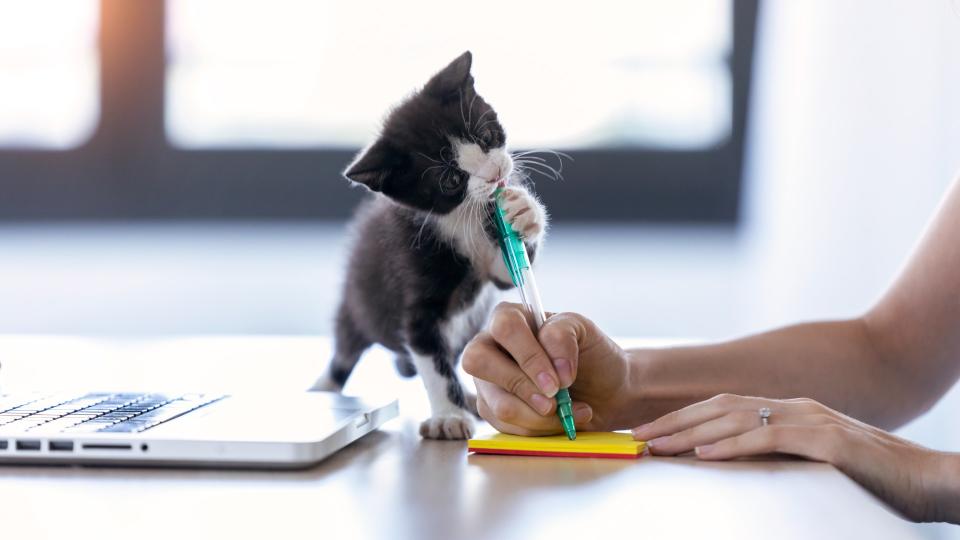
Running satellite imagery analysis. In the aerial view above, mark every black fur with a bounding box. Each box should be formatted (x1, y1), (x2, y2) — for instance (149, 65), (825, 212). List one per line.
(343, 51), (506, 214)
(319, 52), (521, 421)
(328, 199), (490, 405)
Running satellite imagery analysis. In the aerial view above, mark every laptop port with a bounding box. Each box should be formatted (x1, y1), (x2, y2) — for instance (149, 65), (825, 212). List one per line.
(49, 441), (74, 452)
(16, 440), (41, 451)
(0, 440), (7, 450)
(81, 443), (132, 451)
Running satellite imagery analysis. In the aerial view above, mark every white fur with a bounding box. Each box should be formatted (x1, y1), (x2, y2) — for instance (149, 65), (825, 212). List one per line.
(434, 202), (509, 284)
(442, 282), (499, 353)
(407, 283), (497, 439)
(408, 349), (475, 439)
(452, 140), (513, 194)
(430, 139), (547, 284)
(389, 140), (546, 440)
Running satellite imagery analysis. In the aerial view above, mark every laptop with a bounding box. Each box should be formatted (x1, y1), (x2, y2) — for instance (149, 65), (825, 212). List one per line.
(0, 390), (397, 468)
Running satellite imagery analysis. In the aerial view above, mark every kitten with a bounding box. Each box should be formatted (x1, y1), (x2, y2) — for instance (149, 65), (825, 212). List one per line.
(310, 51), (548, 440)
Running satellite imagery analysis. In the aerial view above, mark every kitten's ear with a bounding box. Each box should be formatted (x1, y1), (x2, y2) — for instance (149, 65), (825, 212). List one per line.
(343, 139), (402, 192)
(424, 51), (474, 99)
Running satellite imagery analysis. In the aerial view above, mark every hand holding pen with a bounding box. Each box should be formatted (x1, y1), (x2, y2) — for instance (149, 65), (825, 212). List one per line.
(462, 190), (635, 437)
(490, 188), (575, 439)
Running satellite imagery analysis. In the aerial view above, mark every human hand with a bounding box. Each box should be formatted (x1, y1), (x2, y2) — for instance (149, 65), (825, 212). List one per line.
(462, 304), (632, 436)
(632, 394), (956, 522)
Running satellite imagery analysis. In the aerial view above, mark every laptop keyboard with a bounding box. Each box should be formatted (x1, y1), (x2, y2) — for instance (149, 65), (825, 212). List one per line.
(0, 392), (225, 435)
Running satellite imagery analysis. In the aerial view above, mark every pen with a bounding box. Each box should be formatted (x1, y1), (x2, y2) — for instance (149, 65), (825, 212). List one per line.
(492, 188), (577, 440)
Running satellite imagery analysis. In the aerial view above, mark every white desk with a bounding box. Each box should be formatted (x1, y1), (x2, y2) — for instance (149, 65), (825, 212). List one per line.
(0, 336), (918, 539)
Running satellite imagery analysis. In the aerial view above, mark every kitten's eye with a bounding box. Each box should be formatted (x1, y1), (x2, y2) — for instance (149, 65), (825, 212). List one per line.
(440, 170), (467, 192)
(477, 131), (494, 149)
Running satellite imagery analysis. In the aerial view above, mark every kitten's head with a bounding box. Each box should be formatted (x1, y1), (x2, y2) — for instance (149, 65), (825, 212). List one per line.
(343, 51), (513, 214)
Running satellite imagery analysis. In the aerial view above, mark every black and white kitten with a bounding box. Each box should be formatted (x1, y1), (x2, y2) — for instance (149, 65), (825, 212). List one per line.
(310, 51), (547, 440)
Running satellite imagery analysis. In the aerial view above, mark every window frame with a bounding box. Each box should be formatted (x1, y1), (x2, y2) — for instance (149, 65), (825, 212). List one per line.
(0, 0), (759, 222)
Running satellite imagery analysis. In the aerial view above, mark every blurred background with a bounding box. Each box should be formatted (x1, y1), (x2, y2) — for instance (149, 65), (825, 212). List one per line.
(1, 1), (959, 532)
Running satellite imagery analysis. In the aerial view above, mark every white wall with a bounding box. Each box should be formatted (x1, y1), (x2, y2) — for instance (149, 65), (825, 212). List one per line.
(743, 2), (960, 535)
(744, 0), (960, 325)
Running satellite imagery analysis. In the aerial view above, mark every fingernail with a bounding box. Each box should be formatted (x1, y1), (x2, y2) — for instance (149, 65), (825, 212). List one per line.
(647, 436), (670, 449)
(631, 422), (652, 439)
(536, 371), (559, 397)
(530, 393), (552, 415)
(695, 444), (714, 458)
(573, 404), (592, 423)
(553, 358), (572, 387)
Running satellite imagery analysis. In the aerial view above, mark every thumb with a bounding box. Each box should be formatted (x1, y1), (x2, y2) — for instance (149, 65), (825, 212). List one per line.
(537, 312), (586, 388)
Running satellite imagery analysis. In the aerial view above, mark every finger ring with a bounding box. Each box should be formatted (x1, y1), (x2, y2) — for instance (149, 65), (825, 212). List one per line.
(758, 407), (772, 427)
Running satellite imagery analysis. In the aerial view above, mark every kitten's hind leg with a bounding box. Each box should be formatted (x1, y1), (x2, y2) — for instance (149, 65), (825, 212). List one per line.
(410, 351), (474, 440)
(310, 308), (371, 392)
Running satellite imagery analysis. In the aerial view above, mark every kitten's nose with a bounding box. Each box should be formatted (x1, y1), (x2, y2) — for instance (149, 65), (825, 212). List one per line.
(486, 167), (502, 185)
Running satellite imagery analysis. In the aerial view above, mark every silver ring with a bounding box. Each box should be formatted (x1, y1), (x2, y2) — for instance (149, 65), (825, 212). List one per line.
(758, 407), (772, 427)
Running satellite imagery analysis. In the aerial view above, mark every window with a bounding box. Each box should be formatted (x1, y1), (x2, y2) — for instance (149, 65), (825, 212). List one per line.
(166, 0), (731, 150)
(0, 0), (99, 148)
(0, 0), (758, 222)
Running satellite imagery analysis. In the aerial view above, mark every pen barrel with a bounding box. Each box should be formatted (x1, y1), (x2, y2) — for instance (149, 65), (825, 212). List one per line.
(492, 189), (577, 441)
(518, 267), (546, 329)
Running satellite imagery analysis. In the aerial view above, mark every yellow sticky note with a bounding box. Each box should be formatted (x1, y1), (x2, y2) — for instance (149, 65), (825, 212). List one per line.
(468, 431), (646, 459)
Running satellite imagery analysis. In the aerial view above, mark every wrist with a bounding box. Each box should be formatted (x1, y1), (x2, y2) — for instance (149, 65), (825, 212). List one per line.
(615, 346), (715, 429)
(607, 347), (673, 429)
(923, 450), (960, 523)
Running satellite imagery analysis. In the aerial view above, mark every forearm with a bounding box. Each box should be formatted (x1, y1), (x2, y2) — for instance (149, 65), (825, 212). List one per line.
(617, 318), (918, 430)
(930, 452), (960, 523)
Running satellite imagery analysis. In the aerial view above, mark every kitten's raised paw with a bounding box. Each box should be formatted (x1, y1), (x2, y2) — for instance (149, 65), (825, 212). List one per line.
(419, 413), (475, 440)
(499, 187), (547, 241)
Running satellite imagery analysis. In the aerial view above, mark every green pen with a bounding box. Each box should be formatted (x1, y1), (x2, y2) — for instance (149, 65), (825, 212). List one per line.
(492, 188), (577, 440)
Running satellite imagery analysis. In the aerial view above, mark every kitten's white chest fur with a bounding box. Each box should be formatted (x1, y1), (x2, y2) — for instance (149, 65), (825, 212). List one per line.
(434, 204), (513, 285)
(442, 282), (499, 353)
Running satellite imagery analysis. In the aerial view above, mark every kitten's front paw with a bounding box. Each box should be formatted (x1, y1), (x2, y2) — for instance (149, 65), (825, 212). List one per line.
(419, 412), (475, 440)
(499, 187), (547, 243)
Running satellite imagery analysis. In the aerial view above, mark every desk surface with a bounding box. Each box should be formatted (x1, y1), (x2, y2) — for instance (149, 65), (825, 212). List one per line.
(0, 336), (918, 540)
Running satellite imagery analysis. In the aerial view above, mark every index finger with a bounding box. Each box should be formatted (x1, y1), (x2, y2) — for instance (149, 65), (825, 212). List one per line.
(631, 393), (763, 441)
(488, 302), (560, 397)
(475, 378), (595, 436)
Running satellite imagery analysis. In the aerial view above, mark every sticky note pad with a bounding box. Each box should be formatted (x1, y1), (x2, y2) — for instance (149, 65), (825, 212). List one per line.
(468, 431), (646, 459)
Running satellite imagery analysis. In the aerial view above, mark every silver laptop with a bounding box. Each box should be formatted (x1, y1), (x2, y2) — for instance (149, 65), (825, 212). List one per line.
(0, 391), (397, 468)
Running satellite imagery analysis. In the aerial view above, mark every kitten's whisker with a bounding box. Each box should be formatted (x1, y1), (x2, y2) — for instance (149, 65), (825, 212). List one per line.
(511, 150), (571, 177)
(514, 155), (564, 176)
(412, 209), (434, 249)
(514, 160), (563, 181)
(417, 151), (442, 164)
(474, 118), (499, 133)
(512, 169), (534, 189)
(471, 198), (486, 254)
(473, 108), (494, 128)
(420, 164), (445, 182)
(514, 161), (563, 181)
(467, 92), (479, 128)
(461, 203), (476, 256)
(514, 156), (550, 165)
(513, 149), (573, 163)
(458, 88), (470, 132)
(438, 170), (454, 194)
